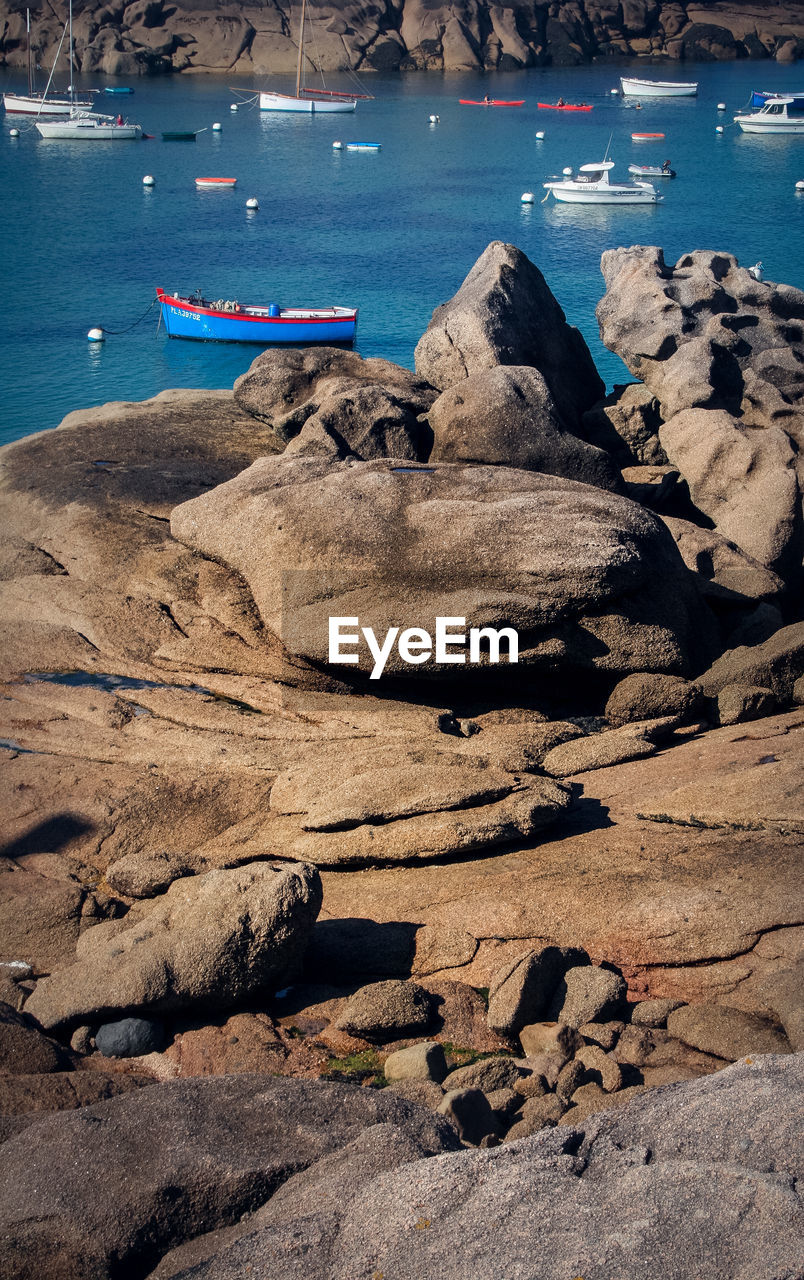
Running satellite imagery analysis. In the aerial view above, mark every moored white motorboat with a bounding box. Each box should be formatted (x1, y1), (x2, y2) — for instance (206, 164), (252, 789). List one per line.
(36, 111), (142, 139)
(733, 96), (804, 134)
(620, 77), (698, 97)
(543, 160), (662, 204)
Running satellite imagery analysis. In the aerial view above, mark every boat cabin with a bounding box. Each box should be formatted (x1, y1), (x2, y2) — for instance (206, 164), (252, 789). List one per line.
(755, 97), (804, 119)
(573, 161), (615, 184)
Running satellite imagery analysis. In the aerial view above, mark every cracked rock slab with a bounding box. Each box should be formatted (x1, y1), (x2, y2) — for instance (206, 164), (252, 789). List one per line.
(258, 744), (570, 867)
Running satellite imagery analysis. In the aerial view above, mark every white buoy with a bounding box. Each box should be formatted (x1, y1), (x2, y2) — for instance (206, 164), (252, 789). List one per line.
(521, 192), (534, 204)
(87, 328), (105, 342)
(610, 88), (618, 95)
(715, 125), (724, 134)
(230, 103), (238, 112)
(332, 139), (343, 149)
(9, 127), (20, 137)
(212, 121), (222, 131)
(796, 179), (804, 191)
(717, 102), (726, 110)
(142, 174), (155, 186)
(428, 114), (439, 123)
(246, 196), (259, 209)
(535, 130), (545, 139)
(562, 166), (573, 176)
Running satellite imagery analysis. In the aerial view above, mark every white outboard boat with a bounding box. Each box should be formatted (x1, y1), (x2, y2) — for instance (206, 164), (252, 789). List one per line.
(543, 160), (662, 205)
(733, 96), (804, 134)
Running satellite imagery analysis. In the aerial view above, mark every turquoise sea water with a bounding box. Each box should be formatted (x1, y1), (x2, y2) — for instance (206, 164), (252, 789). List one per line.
(1, 60), (804, 448)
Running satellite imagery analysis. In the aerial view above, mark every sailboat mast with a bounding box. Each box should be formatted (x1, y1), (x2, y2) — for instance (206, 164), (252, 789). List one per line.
(68, 0), (74, 104)
(26, 9), (33, 97)
(294, 0), (306, 99)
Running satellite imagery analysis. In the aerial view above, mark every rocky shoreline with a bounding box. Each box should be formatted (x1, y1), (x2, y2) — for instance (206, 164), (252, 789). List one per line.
(1, 240), (803, 1276)
(0, 0), (802, 79)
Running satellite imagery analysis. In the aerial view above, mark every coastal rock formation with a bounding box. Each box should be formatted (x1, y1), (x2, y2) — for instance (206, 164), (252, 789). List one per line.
(1, 237), (803, 1279)
(0, 1075), (460, 1280)
(428, 365), (622, 490)
(1, 1), (801, 79)
(77, 1055), (802, 1280)
(170, 454), (710, 681)
(24, 861), (322, 1030)
(415, 241), (605, 430)
(597, 247), (804, 585)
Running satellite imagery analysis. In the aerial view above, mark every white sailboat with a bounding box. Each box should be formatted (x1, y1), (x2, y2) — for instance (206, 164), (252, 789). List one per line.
(259, 0), (369, 113)
(3, 8), (95, 116)
(35, 0), (142, 139)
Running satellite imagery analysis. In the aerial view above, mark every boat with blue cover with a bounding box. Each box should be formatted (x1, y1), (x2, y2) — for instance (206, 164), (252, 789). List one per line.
(156, 288), (358, 344)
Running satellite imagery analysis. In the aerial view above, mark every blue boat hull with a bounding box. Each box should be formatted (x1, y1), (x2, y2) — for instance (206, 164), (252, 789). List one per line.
(156, 290), (357, 344)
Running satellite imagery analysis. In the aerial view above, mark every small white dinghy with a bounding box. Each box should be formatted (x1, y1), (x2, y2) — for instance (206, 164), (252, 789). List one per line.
(544, 160), (662, 205)
(620, 77), (698, 97)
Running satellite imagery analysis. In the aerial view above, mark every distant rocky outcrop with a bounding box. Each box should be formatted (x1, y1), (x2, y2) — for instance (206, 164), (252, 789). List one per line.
(0, 0), (802, 78)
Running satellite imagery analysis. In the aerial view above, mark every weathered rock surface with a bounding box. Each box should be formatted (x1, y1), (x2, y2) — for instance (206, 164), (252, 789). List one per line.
(171, 454), (711, 682)
(1, 1), (801, 79)
(550, 965), (627, 1027)
(233, 346), (437, 460)
(24, 861), (322, 1031)
(335, 980), (436, 1041)
(427, 365), (621, 489)
(260, 743), (570, 866)
(487, 946), (588, 1035)
(316, 711), (804, 1007)
(666, 1002), (792, 1060)
(581, 382), (666, 465)
(0, 1002), (75, 1075)
(597, 247), (804, 584)
(415, 242), (605, 429)
(696, 622), (804, 702)
(141, 1055), (804, 1279)
(0, 1074), (460, 1280)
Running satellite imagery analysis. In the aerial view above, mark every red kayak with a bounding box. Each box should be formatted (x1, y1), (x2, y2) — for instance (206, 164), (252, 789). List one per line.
(459, 99), (525, 106)
(537, 102), (593, 111)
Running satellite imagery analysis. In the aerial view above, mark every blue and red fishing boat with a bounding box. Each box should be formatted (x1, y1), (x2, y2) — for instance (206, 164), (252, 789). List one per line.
(156, 288), (358, 344)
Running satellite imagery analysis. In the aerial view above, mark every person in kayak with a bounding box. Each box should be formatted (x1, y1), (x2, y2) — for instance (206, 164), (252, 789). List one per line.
(557, 98), (565, 106)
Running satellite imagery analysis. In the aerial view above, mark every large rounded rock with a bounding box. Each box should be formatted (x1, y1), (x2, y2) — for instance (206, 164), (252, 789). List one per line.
(428, 366), (621, 490)
(170, 455), (713, 684)
(415, 241), (605, 428)
(24, 861), (322, 1031)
